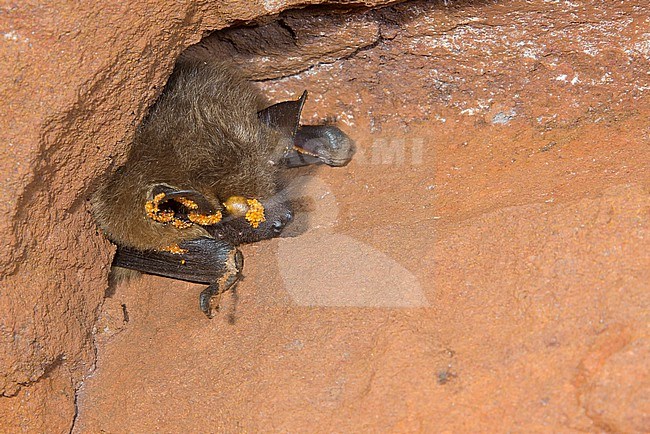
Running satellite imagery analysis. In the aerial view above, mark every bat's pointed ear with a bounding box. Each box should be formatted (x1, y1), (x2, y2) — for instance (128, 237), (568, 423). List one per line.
(257, 90), (307, 138)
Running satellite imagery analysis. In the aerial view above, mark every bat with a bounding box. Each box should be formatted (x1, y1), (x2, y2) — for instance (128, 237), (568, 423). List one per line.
(91, 59), (354, 318)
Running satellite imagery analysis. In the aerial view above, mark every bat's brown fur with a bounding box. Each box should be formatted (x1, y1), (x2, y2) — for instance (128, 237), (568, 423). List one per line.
(91, 60), (286, 251)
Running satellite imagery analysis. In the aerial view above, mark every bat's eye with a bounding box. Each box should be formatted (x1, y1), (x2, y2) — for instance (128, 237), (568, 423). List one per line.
(272, 221), (284, 232)
(271, 210), (292, 233)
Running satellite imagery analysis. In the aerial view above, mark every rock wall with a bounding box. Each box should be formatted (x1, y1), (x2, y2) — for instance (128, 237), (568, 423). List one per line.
(2, 0), (649, 432)
(0, 1), (398, 431)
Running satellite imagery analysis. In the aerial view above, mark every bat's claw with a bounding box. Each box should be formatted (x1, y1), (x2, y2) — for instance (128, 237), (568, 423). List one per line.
(199, 248), (243, 318)
(199, 284), (221, 319)
(199, 270), (241, 319)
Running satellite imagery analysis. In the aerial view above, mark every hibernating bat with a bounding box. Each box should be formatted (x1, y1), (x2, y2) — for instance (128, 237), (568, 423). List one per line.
(91, 59), (354, 318)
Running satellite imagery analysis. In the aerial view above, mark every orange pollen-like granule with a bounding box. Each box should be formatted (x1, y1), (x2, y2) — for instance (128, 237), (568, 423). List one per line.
(145, 192), (168, 221)
(145, 192), (182, 225)
(171, 219), (193, 229)
(176, 197), (199, 210)
(146, 192), (208, 229)
(154, 211), (176, 223)
(188, 210), (222, 226)
(245, 198), (266, 228)
(160, 244), (188, 254)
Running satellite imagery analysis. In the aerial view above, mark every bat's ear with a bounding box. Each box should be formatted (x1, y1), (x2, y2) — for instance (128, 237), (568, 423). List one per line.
(257, 90), (307, 138)
(147, 184), (223, 226)
(151, 184), (220, 214)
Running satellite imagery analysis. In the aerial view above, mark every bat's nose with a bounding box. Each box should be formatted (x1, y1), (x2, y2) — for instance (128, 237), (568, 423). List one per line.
(271, 210), (293, 233)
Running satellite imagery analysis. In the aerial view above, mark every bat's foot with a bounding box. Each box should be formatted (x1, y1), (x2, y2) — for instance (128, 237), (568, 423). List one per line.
(283, 125), (355, 168)
(112, 237), (244, 318)
(199, 285), (222, 319)
(257, 91), (354, 168)
(199, 251), (242, 319)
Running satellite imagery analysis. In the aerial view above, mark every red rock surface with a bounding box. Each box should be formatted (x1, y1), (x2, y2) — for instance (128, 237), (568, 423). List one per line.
(0, 0), (398, 431)
(2, 0), (649, 432)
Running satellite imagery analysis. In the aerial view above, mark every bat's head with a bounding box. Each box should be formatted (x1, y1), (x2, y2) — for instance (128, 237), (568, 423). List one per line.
(93, 61), (345, 252)
(195, 86), (307, 245)
(143, 183), (293, 247)
(124, 60), (301, 246)
(208, 194), (294, 245)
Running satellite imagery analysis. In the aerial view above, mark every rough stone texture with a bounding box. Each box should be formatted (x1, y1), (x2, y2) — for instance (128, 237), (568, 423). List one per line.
(0, 0), (400, 431)
(575, 325), (650, 432)
(181, 7), (383, 80)
(2, 0), (649, 432)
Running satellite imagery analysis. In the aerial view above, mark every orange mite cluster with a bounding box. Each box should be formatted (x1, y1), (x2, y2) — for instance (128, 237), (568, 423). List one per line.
(160, 244), (188, 254)
(244, 198), (266, 228)
(145, 192), (222, 229)
(146, 192), (265, 229)
(188, 211), (223, 225)
(175, 197), (199, 210)
(145, 192), (176, 223)
(223, 196), (266, 228)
